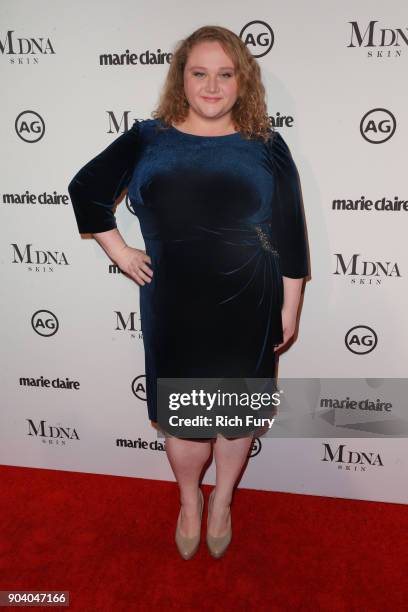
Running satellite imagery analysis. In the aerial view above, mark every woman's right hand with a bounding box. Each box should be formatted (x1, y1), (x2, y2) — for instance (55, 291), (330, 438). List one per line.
(114, 245), (153, 286)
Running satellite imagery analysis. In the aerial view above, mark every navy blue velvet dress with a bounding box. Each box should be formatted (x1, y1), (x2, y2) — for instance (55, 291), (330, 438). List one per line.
(68, 118), (309, 424)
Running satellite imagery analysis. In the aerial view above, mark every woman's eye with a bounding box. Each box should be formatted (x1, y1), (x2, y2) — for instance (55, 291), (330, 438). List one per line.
(192, 71), (233, 78)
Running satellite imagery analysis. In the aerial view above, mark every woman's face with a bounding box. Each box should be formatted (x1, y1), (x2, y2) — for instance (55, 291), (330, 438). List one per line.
(183, 40), (239, 122)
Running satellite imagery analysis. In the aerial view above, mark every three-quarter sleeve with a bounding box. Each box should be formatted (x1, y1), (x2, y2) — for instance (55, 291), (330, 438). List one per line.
(68, 120), (141, 234)
(269, 130), (309, 278)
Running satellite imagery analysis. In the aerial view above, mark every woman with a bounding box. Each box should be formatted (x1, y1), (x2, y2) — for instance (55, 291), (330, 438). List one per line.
(68, 25), (309, 560)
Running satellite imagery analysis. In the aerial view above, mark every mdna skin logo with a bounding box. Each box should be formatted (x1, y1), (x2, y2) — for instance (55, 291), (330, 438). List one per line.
(11, 243), (69, 272)
(0, 30), (55, 64)
(321, 443), (383, 471)
(114, 311), (142, 339)
(106, 112), (140, 135)
(26, 419), (79, 446)
(333, 253), (401, 285)
(347, 21), (408, 58)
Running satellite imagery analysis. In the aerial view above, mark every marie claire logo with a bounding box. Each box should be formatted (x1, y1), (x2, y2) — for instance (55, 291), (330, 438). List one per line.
(269, 112), (294, 129)
(132, 375), (147, 401)
(345, 325), (377, 355)
(239, 21), (274, 58)
(333, 253), (401, 285)
(116, 437), (165, 451)
(99, 48), (172, 67)
(347, 21), (408, 58)
(249, 437), (262, 458)
(320, 396), (392, 412)
(360, 108), (396, 144)
(321, 442), (383, 471)
(3, 190), (69, 206)
(332, 196), (408, 213)
(108, 263), (122, 274)
(31, 310), (59, 337)
(19, 375), (80, 390)
(27, 419), (79, 446)
(15, 111), (45, 143)
(12, 243), (69, 272)
(0, 30), (55, 64)
(115, 310), (142, 338)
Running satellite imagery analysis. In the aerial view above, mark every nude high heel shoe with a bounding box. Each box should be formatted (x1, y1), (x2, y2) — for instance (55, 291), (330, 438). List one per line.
(175, 488), (204, 560)
(206, 489), (232, 559)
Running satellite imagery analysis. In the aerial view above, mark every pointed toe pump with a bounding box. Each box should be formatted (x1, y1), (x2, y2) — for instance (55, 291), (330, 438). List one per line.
(175, 488), (204, 560)
(206, 489), (232, 559)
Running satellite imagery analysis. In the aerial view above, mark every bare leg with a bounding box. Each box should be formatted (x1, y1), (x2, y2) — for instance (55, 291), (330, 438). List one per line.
(165, 436), (212, 537)
(209, 432), (254, 536)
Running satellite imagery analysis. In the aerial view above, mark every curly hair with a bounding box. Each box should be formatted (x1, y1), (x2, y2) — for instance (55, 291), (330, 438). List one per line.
(151, 25), (273, 143)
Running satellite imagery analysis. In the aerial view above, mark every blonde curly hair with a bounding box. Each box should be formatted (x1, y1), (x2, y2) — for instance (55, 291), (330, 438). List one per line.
(151, 25), (273, 143)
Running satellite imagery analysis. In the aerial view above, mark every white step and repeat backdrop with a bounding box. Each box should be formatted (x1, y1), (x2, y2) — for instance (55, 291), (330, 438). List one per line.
(1, 0), (407, 504)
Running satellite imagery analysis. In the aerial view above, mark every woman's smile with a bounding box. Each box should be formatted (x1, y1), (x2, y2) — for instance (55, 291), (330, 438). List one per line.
(201, 96), (222, 102)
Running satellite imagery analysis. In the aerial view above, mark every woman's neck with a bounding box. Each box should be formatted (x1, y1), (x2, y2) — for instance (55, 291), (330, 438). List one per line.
(173, 114), (237, 137)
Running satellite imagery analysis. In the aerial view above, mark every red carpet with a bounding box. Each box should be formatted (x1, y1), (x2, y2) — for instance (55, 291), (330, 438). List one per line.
(0, 465), (406, 611)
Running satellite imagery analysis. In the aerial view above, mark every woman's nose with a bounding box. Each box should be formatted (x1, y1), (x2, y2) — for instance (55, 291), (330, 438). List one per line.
(205, 76), (219, 93)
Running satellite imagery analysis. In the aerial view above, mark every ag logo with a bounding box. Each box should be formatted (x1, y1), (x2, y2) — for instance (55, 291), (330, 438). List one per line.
(132, 375), (147, 401)
(345, 325), (378, 354)
(15, 110), (45, 143)
(31, 309), (59, 337)
(360, 108), (396, 144)
(249, 437), (262, 458)
(239, 21), (274, 58)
